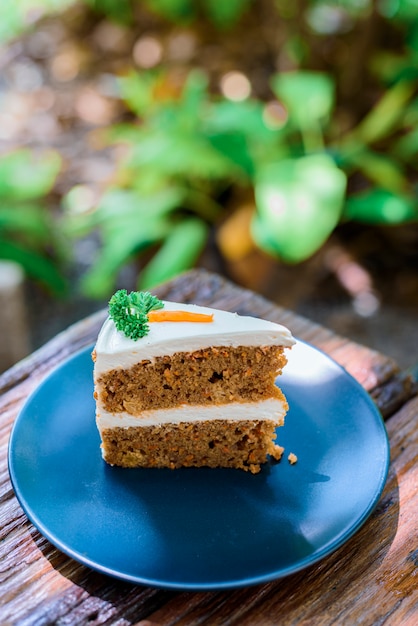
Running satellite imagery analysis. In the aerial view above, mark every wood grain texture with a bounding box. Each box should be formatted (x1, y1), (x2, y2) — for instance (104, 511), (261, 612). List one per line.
(0, 269), (416, 626)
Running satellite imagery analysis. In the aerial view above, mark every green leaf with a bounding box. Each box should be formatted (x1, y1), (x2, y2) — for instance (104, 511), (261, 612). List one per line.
(118, 70), (210, 134)
(380, 0), (418, 22)
(271, 71), (335, 128)
(369, 50), (418, 83)
(346, 150), (408, 194)
(146, 0), (194, 22)
(344, 189), (417, 224)
(129, 129), (238, 180)
(85, 0), (133, 23)
(80, 216), (170, 299)
(68, 187), (184, 298)
(0, 149), (61, 200)
(392, 127), (418, 162)
(104, 122), (145, 146)
(404, 96), (418, 126)
(139, 218), (208, 289)
(184, 188), (223, 222)
(252, 155), (346, 263)
(205, 99), (285, 168)
(179, 70), (209, 127)
(78, 212), (177, 298)
(353, 79), (416, 145)
(206, 132), (254, 177)
(118, 71), (158, 118)
(80, 260), (125, 300)
(0, 203), (51, 243)
(98, 187), (184, 221)
(64, 187), (184, 236)
(0, 238), (67, 296)
(203, 0), (251, 26)
(206, 100), (271, 138)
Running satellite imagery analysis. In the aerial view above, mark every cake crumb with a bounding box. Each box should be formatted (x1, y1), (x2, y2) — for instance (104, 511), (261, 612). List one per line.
(288, 452), (298, 465)
(272, 444), (285, 461)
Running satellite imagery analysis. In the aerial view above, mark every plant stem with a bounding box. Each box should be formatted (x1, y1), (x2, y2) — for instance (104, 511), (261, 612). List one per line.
(301, 118), (325, 154)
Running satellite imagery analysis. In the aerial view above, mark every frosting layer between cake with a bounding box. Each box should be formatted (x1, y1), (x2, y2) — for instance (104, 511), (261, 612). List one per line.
(96, 398), (287, 429)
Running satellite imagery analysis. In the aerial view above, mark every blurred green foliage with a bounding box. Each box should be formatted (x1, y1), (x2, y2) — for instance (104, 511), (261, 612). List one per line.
(65, 65), (416, 295)
(85, 0), (252, 26)
(0, 0), (73, 42)
(0, 150), (67, 295)
(2, 0), (418, 296)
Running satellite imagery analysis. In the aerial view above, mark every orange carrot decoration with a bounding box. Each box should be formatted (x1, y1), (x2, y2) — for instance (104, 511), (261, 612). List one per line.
(147, 310), (214, 323)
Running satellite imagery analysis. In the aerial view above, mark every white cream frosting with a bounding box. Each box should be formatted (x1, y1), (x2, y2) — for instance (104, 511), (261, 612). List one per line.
(94, 300), (295, 376)
(96, 398), (287, 430)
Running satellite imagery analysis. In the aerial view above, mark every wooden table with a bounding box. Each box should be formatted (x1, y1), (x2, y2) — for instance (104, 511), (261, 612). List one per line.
(1, 270), (417, 625)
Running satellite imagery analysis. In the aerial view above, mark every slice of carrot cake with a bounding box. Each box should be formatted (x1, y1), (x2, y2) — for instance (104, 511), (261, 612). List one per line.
(92, 290), (295, 473)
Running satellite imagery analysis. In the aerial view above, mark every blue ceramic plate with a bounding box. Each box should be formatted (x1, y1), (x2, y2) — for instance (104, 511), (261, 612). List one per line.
(8, 340), (389, 590)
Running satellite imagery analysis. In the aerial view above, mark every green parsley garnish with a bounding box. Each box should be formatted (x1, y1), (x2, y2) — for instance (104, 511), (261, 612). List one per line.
(108, 289), (164, 340)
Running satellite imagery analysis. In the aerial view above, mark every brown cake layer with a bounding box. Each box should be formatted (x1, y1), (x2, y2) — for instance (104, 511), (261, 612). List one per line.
(97, 345), (287, 415)
(101, 419), (285, 473)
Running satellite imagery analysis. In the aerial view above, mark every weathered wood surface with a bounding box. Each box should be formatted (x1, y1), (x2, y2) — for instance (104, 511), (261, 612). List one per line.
(0, 269), (417, 625)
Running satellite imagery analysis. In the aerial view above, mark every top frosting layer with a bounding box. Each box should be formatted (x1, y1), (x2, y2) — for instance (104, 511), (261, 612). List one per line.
(94, 300), (295, 375)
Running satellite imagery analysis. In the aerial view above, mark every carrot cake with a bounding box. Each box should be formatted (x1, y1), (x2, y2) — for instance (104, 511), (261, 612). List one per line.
(92, 290), (295, 473)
